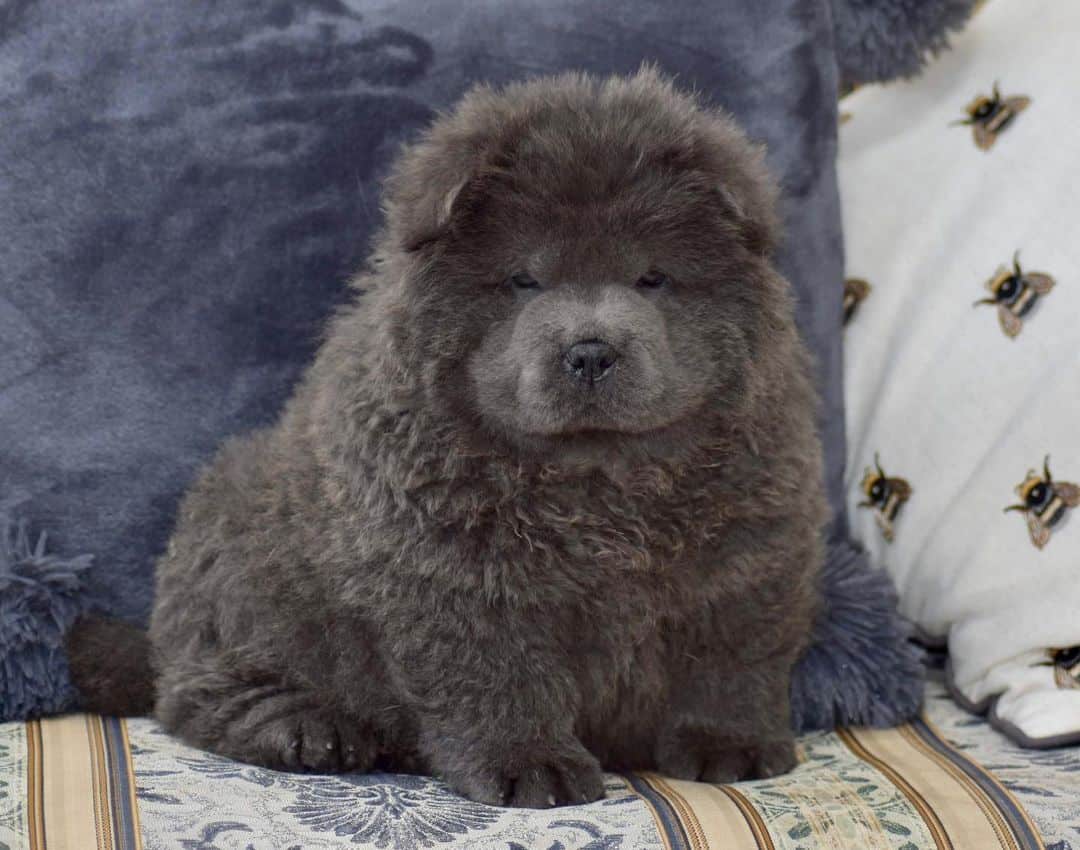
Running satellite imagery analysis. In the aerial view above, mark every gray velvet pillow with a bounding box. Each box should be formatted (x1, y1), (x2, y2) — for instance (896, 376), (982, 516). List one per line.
(1, 0), (969, 724)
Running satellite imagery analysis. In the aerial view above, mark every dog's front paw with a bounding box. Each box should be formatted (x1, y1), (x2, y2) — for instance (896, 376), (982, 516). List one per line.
(224, 707), (378, 774)
(656, 727), (798, 783)
(438, 739), (605, 808)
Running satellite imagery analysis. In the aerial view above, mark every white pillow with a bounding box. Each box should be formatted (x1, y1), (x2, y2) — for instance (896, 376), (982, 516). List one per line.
(838, 0), (1080, 747)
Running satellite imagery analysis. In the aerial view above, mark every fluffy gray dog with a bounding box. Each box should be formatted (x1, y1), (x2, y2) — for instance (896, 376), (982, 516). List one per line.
(69, 68), (827, 808)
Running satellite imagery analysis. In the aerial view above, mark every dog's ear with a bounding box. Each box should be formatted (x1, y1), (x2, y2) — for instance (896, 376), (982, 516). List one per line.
(694, 115), (782, 257)
(397, 169), (505, 254)
(396, 176), (466, 254)
(714, 180), (779, 257)
(648, 137), (780, 258)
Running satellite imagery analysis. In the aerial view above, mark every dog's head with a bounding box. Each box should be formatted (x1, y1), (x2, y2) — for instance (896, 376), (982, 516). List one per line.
(373, 68), (794, 460)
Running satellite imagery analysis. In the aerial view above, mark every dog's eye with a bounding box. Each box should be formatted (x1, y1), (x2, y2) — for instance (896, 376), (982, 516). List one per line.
(509, 272), (541, 291)
(637, 270), (669, 290)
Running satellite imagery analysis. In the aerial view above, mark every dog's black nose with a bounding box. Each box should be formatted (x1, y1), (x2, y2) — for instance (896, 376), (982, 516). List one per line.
(563, 340), (618, 384)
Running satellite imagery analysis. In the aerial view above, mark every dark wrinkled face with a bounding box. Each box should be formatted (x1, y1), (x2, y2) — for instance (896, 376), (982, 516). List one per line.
(407, 162), (770, 454)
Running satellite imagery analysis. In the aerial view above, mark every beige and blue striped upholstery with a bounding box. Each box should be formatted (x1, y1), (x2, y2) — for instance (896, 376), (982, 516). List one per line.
(1, 682), (1068, 850)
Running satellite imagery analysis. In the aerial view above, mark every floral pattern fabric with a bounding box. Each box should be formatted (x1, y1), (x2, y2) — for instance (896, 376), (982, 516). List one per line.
(0, 683), (1075, 850)
(129, 724), (655, 850)
(121, 680), (1075, 850)
(923, 676), (1080, 850)
(0, 721), (28, 850)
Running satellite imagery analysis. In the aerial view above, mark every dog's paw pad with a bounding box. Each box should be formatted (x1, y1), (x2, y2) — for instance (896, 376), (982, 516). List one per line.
(440, 744), (605, 808)
(750, 739), (798, 779)
(657, 732), (798, 783)
(237, 710), (376, 774)
(507, 757), (605, 808)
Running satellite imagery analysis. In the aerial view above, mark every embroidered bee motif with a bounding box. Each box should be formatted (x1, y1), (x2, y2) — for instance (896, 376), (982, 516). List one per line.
(858, 454), (912, 543)
(973, 252), (1054, 338)
(1004, 456), (1079, 549)
(843, 278), (871, 325)
(1034, 646), (1080, 691)
(953, 83), (1030, 150)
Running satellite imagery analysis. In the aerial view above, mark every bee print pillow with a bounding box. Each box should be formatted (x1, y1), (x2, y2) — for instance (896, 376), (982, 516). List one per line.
(838, 0), (1080, 748)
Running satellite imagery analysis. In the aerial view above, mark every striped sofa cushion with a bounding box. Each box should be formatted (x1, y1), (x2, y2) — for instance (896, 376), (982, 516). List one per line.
(0, 681), (1064, 850)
